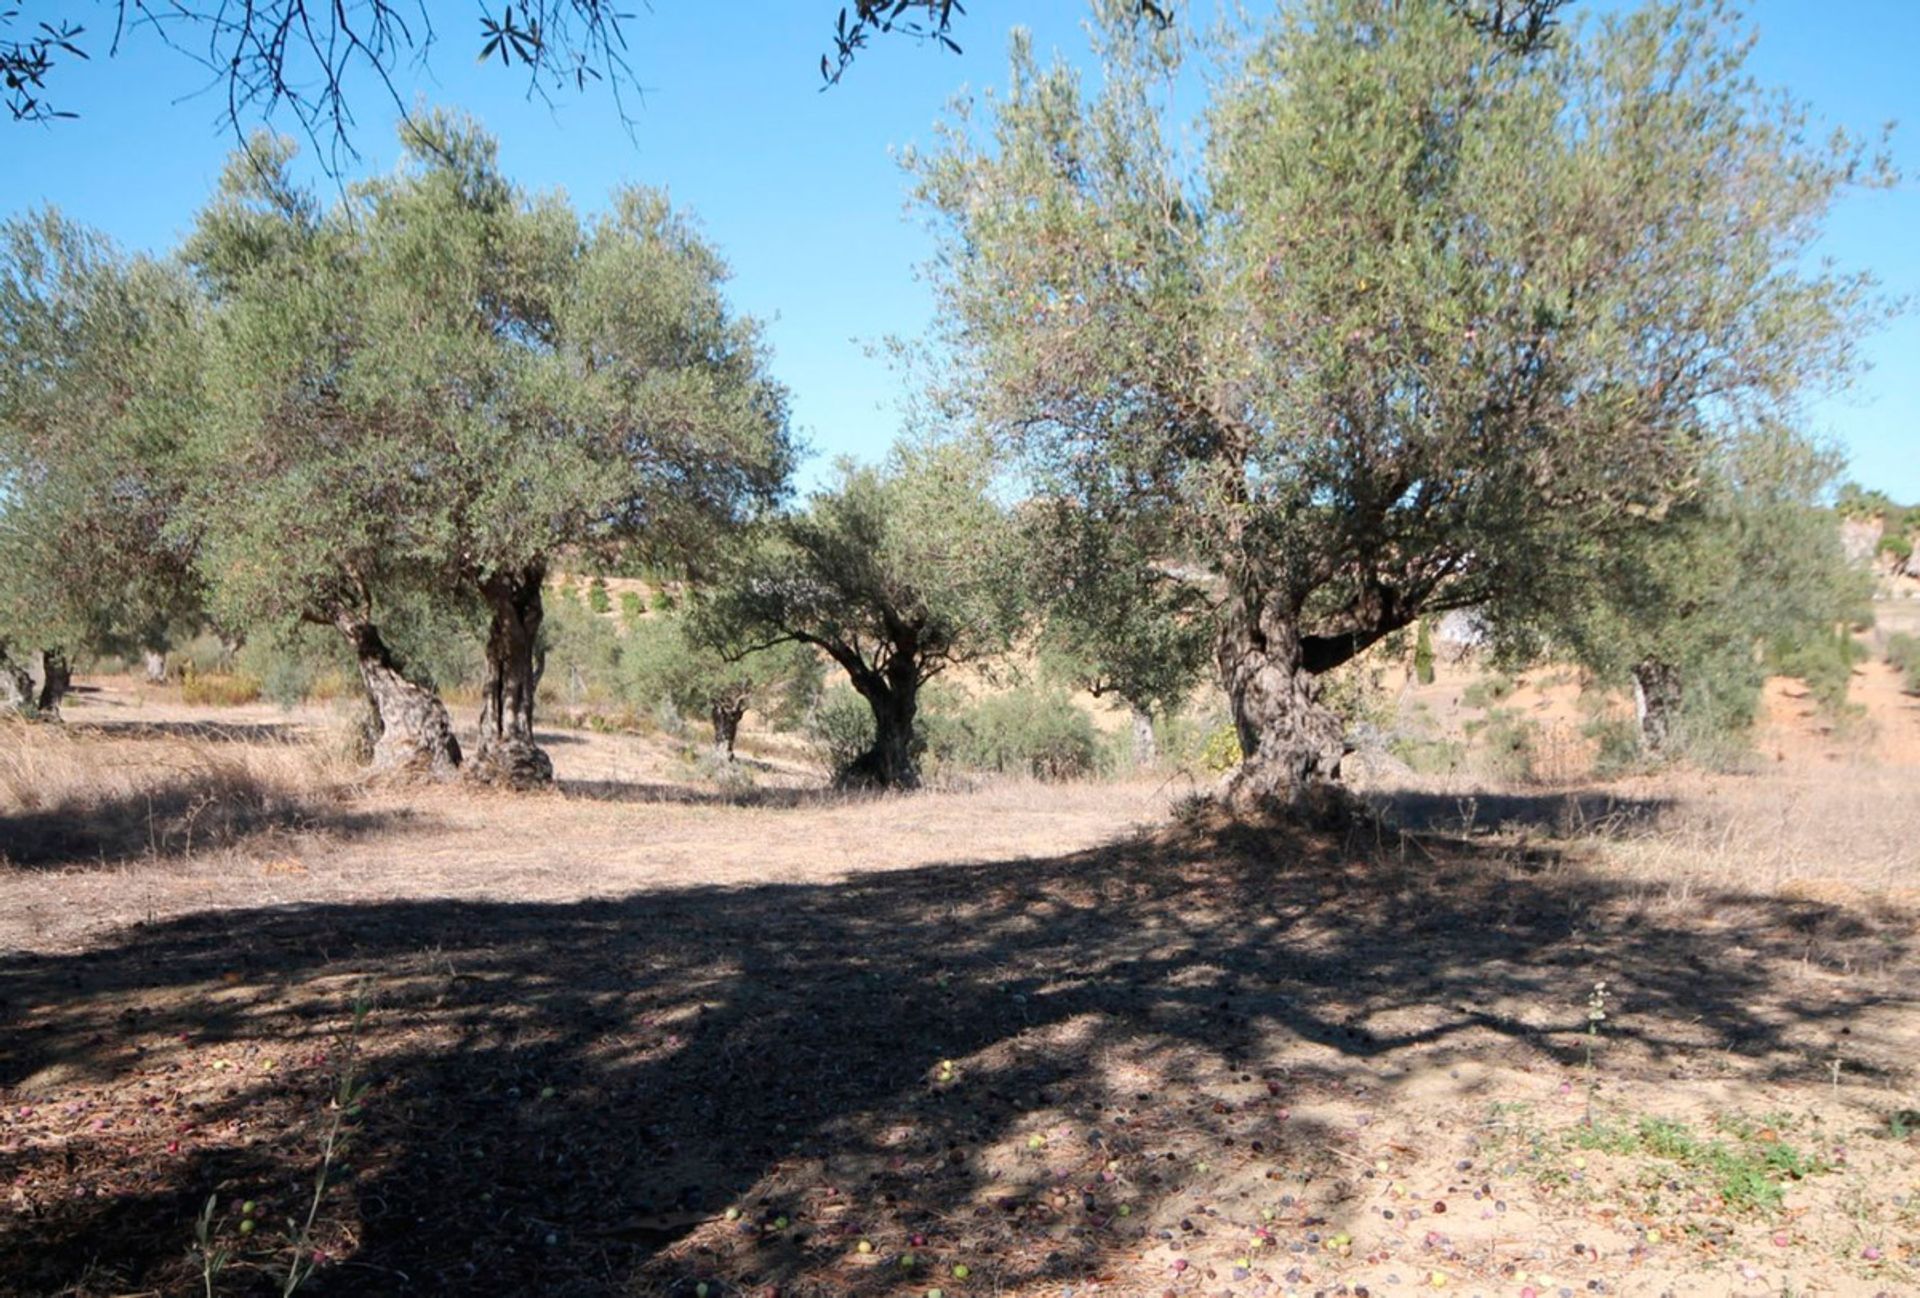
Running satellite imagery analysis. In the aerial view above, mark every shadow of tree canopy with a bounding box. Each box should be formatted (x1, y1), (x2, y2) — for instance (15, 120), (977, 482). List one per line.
(0, 809), (1909, 1295)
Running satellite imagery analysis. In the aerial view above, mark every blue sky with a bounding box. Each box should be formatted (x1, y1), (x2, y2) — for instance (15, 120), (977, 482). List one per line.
(6, 1), (1915, 497)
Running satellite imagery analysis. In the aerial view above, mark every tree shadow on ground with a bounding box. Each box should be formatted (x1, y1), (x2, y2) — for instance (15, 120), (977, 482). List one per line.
(0, 808), (1909, 1296)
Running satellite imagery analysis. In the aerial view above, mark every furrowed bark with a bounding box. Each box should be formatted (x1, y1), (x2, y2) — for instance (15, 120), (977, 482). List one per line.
(1216, 588), (1350, 817)
(710, 695), (746, 762)
(471, 563), (554, 788)
(1129, 702), (1158, 769)
(31, 649), (69, 720)
(336, 616), (462, 777)
(1631, 656), (1682, 756)
(841, 655), (922, 790)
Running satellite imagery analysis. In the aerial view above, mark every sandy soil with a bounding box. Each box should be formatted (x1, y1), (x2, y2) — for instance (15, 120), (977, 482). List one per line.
(0, 675), (1915, 1298)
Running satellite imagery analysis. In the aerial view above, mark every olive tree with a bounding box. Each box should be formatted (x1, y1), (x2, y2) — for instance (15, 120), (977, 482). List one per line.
(1022, 497), (1210, 767)
(705, 441), (1024, 789)
(623, 611), (815, 761)
(187, 115), (791, 781)
(913, 0), (1883, 811)
(1548, 428), (1871, 756)
(0, 210), (206, 717)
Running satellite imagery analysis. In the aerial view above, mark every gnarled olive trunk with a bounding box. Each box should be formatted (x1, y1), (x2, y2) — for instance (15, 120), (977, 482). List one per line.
(1129, 702), (1158, 769)
(142, 647), (168, 684)
(710, 694), (747, 762)
(1217, 592), (1348, 814)
(1631, 657), (1682, 756)
(336, 617), (461, 777)
(471, 564), (553, 787)
(841, 661), (921, 790)
(0, 642), (37, 715)
(31, 649), (70, 720)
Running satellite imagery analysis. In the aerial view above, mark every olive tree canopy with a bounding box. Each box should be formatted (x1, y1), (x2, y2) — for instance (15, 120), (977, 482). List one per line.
(188, 114), (792, 780)
(913, 0), (1885, 811)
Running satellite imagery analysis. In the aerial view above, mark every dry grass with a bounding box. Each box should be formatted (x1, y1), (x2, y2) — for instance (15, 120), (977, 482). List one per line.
(0, 711), (370, 871)
(1, 679), (1916, 1297)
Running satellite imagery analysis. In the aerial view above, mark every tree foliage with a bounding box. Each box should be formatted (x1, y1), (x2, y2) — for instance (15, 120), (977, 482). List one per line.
(0, 209), (206, 711)
(184, 112), (791, 777)
(912, 0), (1885, 808)
(1549, 428), (1871, 756)
(704, 440), (1023, 788)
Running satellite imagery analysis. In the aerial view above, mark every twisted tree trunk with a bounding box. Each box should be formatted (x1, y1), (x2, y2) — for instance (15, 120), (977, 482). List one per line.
(1129, 702), (1158, 769)
(1631, 657), (1682, 756)
(471, 563), (554, 787)
(31, 649), (70, 720)
(710, 693), (748, 762)
(1216, 591), (1348, 816)
(142, 646), (168, 684)
(335, 617), (461, 777)
(841, 657), (921, 790)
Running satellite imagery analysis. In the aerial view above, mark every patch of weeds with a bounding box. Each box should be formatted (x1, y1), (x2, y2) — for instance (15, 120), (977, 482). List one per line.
(1466, 707), (1539, 782)
(1877, 1108), (1919, 1142)
(1567, 1112), (1830, 1214)
(1461, 674), (1517, 709)
(1389, 734), (1466, 775)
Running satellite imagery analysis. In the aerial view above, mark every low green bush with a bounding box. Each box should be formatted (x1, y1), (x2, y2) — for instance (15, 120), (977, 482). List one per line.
(806, 687), (875, 778)
(927, 687), (1099, 780)
(1886, 632), (1920, 693)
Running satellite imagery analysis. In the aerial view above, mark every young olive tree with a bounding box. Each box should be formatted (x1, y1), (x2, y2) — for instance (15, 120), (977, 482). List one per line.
(705, 441), (1024, 789)
(187, 115), (792, 782)
(1548, 428), (1871, 756)
(0, 210), (206, 717)
(623, 610), (816, 761)
(912, 0), (1883, 811)
(1022, 497), (1210, 767)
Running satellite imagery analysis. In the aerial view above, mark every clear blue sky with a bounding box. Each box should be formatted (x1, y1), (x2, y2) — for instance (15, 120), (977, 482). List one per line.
(5, 1), (1915, 497)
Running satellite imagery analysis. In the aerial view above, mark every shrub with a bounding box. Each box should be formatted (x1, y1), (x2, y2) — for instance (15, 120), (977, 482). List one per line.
(1198, 723), (1243, 775)
(806, 687), (875, 779)
(1461, 673), (1517, 709)
(1583, 713), (1645, 778)
(1886, 632), (1920, 693)
(618, 590), (644, 626)
(1767, 624), (1863, 716)
(1389, 734), (1467, 776)
(588, 577), (612, 615)
(179, 670), (263, 707)
(930, 688), (1099, 780)
(1467, 707), (1538, 782)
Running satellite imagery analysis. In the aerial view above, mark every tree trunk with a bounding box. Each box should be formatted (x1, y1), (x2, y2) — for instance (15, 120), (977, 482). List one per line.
(1216, 592), (1348, 816)
(0, 642), (36, 715)
(31, 649), (70, 720)
(1129, 702), (1158, 769)
(142, 647), (168, 684)
(710, 697), (746, 762)
(842, 668), (921, 790)
(336, 617), (462, 777)
(471, 563), (554, 787)
(1631, 657), (1682, 756)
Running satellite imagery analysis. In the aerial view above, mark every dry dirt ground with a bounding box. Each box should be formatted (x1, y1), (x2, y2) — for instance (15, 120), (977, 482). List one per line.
(1, 672), (1917, 1298)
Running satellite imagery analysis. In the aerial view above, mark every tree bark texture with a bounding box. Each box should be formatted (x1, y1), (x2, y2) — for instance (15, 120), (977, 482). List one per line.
(1216, 590), (1349, 816)
(1631, 656), (1682, 756)
(841, 659), (921, 790)
(336, 617), (462, 777)
(471, 564), (554, 787)
(1129, 703), (1158, 769)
